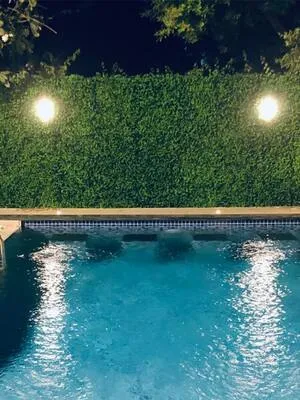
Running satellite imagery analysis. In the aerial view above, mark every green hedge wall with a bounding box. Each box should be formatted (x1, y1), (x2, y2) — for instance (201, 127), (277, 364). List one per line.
(0, 71), (299, 207)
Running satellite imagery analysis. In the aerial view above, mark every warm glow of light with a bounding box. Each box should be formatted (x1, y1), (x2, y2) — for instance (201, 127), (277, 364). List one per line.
(1, 33), (9, 43)
(257, 95), (279, 122)
(34, 97), (56, 123)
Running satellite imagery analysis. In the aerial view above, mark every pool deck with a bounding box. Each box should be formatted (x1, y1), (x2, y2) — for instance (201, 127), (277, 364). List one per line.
(0, 207), (300, 221)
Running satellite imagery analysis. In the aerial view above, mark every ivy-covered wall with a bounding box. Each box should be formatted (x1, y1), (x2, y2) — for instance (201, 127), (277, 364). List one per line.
(0, 71), (299, 207)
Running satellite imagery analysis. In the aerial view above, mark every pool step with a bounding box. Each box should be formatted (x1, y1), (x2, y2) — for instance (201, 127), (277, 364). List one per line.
(51, 233), (88, 242)
(193, 233), (229, 241)
(258, 232), (298, 241)
(290, 230), (300, 241)
(0, 220), (21, 270)
(123, 234), (158, 242)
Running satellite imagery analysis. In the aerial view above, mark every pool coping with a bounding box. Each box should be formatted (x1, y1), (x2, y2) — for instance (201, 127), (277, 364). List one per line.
(0, 207), (300, 220)
(0, 220), (21, 241)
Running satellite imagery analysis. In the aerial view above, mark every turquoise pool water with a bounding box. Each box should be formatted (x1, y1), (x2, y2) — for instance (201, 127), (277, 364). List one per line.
(0, 229), (299, 399)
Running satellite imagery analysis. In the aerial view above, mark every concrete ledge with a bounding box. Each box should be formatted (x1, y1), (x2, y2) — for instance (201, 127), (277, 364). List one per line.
(0, 207), (299, 221)
(0, 220), (21, 241)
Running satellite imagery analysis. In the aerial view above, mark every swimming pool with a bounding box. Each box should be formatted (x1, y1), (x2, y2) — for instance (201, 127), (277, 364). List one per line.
(0, 226), (299, 399)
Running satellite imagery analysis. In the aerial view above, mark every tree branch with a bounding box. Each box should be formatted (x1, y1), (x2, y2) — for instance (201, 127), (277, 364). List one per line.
(7, 7), (57, 34)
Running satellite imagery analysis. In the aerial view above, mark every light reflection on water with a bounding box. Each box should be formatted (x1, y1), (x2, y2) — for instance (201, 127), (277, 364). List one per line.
(31, 244), (71, 381)
(232, 240), (288, 395)
(12, 243), (83, 397)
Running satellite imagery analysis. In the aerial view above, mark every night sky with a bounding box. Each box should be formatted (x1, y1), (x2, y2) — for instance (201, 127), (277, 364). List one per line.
(37, 0), (196, 75)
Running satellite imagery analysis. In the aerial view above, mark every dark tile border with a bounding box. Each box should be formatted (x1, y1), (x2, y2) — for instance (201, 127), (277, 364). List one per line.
(24, 218), (300, 233)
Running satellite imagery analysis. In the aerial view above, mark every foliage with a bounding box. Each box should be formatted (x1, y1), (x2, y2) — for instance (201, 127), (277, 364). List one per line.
(0, 0), (42, 54)
(0, 49), (80, 88)
(277, 28), (300, 74)
(146, 0), (299, 69)
(0, 72), (299, 207)
(147, 0), (296, 42)
(0, 0), (56, 87)
(145, 0), (215, 44)
(38, 49), (81, 77)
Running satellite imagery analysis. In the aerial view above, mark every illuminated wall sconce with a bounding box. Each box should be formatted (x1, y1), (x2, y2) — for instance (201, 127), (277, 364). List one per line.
(257, 95), (279, 122)
(34, 97), (56, 123)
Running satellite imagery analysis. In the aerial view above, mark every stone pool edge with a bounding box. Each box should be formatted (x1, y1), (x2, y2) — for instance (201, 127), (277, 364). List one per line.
(0, 207), (300, 221)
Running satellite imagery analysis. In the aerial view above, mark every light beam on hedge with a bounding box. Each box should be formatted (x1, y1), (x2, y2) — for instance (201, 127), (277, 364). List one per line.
(257, 95), (279, 122)
(34, 97), (56, 123)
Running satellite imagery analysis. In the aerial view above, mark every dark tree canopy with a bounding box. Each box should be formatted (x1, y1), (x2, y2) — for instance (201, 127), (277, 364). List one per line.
(146, 0), (300, 70)
(0, 0), (51, 56)
(0, 1), (78, 87)
(0, 0), (49, 84)
(0, 0), (299, 84)
(278, 28), (300, 74)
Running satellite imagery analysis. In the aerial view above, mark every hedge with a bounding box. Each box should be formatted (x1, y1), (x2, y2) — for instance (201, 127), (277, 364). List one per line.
(0, 71), (299, 207)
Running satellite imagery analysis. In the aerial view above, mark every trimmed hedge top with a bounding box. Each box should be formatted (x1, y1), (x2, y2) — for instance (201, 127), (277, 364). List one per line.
(0, 71), (299, 207)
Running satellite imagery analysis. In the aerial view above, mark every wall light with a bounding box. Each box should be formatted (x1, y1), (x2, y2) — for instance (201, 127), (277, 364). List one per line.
(257, 95), (279, 122)
(34, 97), (56, 123)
